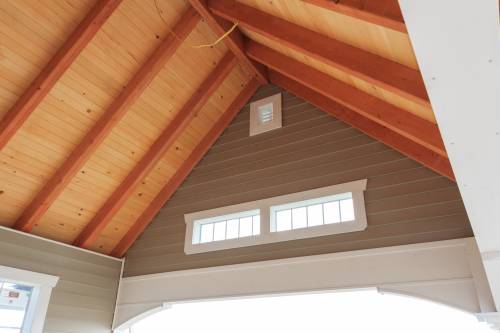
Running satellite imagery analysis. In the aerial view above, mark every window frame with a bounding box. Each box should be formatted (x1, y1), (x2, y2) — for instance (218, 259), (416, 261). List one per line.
(0, 265), (59, 333)
(184, 179), (367, 254)
(192, 209), (261, 244)
(270, 192), (356, 232)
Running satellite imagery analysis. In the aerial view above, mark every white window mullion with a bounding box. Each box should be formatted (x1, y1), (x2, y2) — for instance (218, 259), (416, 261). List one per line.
(184, 179), (367, 254)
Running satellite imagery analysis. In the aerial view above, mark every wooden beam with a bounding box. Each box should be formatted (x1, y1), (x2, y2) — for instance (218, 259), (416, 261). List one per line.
(246, 41), (446, 157)
(302, 0), (406, 33)
(110, 78), (261, 257)
(270, 72), (454, 180)
(73, 52), (237, 248)
(209, 0), (428, 106)
(188, 0), (268, 84)
(13, 8), (200, 233)
(0, 0), (122, 151)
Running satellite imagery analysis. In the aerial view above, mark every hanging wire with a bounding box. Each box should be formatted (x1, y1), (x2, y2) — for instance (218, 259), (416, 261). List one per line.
(191, 23), (238, 48)
(154, 0), (238, 49)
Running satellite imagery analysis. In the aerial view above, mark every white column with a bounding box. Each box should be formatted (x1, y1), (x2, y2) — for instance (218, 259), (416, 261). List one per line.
(477, 313), (500, 331)
(398, 0), (500, 314)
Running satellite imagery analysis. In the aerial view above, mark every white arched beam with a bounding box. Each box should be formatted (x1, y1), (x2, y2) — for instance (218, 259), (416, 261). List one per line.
(113, 238), (494, 330)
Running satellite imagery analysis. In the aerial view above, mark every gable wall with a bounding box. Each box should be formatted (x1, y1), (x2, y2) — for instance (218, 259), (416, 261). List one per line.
(123, 84), (472, 276)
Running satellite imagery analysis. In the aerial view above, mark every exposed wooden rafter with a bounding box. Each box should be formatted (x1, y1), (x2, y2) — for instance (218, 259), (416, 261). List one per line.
(246, 41), (446, 157)
(13, 7), (200, 233)
(111, 78), (261, 257)
(302, 0), (406, 33)
(188, 0), (268, 84)
(0, 0), (122, 151)
(73, 52), (237, 248)
(209, 0), (428, 106)
(270, 72), (454, 181)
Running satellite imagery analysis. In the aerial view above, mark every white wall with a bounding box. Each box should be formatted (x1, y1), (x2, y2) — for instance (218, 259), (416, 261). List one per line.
(398, 0), (500, 313)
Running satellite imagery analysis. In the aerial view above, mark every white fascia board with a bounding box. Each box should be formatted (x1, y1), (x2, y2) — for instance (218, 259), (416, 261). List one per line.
(398, 0), (500, 310)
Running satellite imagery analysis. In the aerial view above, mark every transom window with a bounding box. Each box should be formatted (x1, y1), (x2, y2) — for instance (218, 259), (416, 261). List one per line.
(184, 179), (367, 254)
(192, 210), (260, 244)
(271, 192), (354, 232)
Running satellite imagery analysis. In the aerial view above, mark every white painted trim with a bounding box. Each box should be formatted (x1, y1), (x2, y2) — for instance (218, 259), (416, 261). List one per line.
(111, 257), (126, 329)
(134, 237), (467, 282)
(114, 237), (494, 329)
(249, 93), (282, 136)
(377, 279), (475, 314)
(0, 265), (59, 333)
(184, 179), (367, 254)
(465, 239), (496, 313)
(476, 312), (500, 331)
(398, 0), (500, 311)
(0, 226), (123, 262)
(0, 265), (58, 288)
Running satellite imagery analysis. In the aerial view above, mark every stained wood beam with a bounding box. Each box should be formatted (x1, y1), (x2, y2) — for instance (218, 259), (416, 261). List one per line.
(208, 0), (429, 107)
(188, 0), (268, 84)
(13, 8), (200, 233)
(0, 0), (122, 151)
(246, 41), (446, 157)
(302, 0), (406, 33)
(270, 72), (454, 181)
(111, 78), (261, 257)
(73, 52), (237, 248)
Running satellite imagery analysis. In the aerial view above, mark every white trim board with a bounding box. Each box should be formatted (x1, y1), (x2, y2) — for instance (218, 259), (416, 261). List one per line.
(111, 258), (126, 330)
(114, 238), (495, 329)
(0, 265), (59, 333)
(398, 0), (500, 311)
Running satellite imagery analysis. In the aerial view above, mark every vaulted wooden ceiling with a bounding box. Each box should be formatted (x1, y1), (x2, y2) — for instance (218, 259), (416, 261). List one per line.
(0, 0), (453, 257)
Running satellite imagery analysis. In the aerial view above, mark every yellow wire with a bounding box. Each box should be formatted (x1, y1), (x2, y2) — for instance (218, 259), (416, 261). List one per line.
(154, 0), (238, 49)
(190, 23), (239, 49)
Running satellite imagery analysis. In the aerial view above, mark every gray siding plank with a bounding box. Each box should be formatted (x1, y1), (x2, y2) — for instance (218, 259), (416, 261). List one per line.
(0, 229), (121, 333)
(123, 85), (472, 276)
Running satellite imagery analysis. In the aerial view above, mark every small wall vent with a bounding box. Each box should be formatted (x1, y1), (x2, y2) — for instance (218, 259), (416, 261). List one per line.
(249, 93), (282, 136)
(257, 102), (274, 124)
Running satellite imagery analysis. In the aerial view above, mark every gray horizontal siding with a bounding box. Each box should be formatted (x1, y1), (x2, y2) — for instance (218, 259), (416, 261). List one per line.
(123, 84), (472, 276)
(0, 228), (122, 333)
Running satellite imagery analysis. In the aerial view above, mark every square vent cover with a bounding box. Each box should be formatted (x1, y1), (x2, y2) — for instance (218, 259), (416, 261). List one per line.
(249, 93), (282, 136)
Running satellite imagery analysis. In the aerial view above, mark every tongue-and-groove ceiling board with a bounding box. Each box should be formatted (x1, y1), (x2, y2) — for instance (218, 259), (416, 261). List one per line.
(0, 0), (453, 257)
(0, 0), (254, 254)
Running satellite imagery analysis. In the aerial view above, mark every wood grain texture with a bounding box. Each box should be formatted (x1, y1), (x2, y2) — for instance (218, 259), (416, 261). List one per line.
(111, 78), (260, 257)
(0, 0), (443, 258)
(188, 0), (268, 83)
(25, 15), (244, 248)
(0, 0), (122, 151)
(209, 0), (427, 106)
(246, 41), (446, 158)
(241, 29), (434, 123)
(122, 84), (469, 276)
(73, 52), (237, 248)
(13, 7), (200, 233)
(302, 0), (406, 32)
(85, 65), (253, 254)
(236, 0), (419, 69)
(270, 72), (455, 181)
